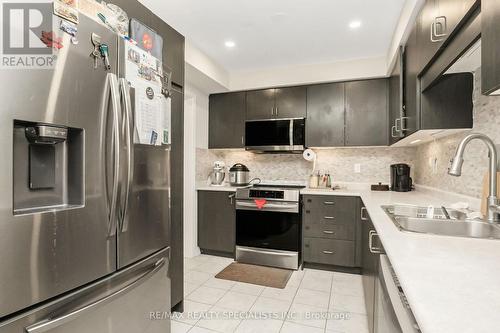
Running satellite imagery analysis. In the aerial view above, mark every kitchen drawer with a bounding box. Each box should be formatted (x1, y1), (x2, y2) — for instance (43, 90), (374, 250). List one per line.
(303, 238), (356, 267)
(303, 195), (357, 224)
(303, 222), (355, 241)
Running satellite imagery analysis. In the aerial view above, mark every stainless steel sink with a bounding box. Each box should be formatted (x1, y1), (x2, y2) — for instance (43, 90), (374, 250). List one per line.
(382, 205), (500, 240)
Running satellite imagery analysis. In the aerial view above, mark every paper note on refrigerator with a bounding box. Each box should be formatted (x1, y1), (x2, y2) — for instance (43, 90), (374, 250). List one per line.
(134, 83), (163, 145)
(124, 41), (170, 145)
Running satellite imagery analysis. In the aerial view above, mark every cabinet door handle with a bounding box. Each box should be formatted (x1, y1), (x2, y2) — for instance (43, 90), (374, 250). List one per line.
(361, 207), (368, 221)
(323, 230), (335, 234)
(430, 16), (447, 42)
(399, 117), (408, 131)
(324, 201), (335, 205)
(369, 230), (384, 254)
(391, 125), (398, 138)
(228, 193), (236, 205)
(323, 250), (334, 255)
(324, 216), (335, 220)
(241, 136), (244, 145)
(275, 107), (278, 117)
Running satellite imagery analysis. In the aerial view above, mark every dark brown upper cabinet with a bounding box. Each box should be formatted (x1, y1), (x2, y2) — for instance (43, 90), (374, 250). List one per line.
(420, 73), (473, 130)
(345, 79), (389, 147)
(305, 83), (345, 147)
(417, 0), (477, 73)
(209, 92), (246, 149)
(418, 0), (442, 70)
(389, 47), (405, 145)
(403, 24), (420, 136)
(246, 87), (306, 120)
(482, 0), (500, 95)
(246, 89), (276, 120)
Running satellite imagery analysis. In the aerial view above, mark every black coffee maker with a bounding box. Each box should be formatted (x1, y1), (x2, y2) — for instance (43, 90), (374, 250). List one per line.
(390, 164), (412, 192)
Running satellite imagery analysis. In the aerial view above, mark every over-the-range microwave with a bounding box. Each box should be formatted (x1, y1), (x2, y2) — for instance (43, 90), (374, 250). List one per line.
(245, 118), (305, 153)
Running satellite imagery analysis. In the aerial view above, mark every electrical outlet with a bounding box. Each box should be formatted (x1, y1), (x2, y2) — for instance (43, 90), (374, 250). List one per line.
(354, 163), (361, 173)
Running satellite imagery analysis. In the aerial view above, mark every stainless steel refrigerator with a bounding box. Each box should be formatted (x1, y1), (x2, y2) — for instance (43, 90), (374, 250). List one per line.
(0, 14), (171, 332)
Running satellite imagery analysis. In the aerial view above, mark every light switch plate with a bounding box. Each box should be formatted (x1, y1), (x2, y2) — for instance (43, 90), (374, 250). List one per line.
(354, 163), (361, 173)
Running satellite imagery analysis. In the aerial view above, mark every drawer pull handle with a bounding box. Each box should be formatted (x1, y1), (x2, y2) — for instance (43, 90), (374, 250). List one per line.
(323, 231), (335, 234)
(323, 250), (334, 254)
(361, 207), (368, 221)
(324, 216), (335, 220)
(369, 230), (384, 254)
(324, 201), (335, 205)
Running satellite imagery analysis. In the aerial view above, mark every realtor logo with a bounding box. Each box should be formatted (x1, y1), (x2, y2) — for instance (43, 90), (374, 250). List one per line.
(1, 0), (55, 68)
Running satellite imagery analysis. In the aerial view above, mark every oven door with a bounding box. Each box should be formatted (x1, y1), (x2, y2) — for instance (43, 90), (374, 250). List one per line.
(235, 200), (300, 252)
(245, 119), (305, 152)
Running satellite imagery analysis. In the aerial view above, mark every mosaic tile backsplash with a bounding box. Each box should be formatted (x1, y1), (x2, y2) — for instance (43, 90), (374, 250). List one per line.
(197, 147), (417, 184)
(414, 70), (500, 198)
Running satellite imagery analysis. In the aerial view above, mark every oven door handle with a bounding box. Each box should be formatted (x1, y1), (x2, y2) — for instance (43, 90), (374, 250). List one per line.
(236, 201), (299, 213)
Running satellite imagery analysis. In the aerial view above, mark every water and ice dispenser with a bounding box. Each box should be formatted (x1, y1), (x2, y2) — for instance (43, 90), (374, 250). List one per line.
(13, 121), (84, 215)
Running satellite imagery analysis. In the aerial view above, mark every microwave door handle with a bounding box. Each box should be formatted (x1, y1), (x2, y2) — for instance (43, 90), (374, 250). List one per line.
(289, 120), (293, 146)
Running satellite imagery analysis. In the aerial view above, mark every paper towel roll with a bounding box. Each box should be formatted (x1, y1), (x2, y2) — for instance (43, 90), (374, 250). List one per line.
(303, 149), (316, 161)
(303, 149), (316, 173)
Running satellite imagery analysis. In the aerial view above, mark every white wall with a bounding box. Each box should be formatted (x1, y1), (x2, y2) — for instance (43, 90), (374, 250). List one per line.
(386, 0), (425, 72)
(185, 41), (231, 91)
(230, 56), (388, 91)
(183, 78), (213, 258)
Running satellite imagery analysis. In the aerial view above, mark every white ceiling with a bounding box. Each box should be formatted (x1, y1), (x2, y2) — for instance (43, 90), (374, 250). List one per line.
(140, 0), (407, 73)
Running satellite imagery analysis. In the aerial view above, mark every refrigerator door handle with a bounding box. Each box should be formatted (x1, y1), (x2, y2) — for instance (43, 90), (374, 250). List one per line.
(107, 73), (121, 237)
(24, 256), (167, 333)
(119, 78), (133, 233)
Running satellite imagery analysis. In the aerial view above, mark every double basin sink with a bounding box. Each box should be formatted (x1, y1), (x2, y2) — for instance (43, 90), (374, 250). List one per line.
(382, 205), (500, 240)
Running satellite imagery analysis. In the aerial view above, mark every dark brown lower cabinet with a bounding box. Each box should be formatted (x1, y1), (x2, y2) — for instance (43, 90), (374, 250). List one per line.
(302, 195), (360, 268)
(198, 191), (236, 255)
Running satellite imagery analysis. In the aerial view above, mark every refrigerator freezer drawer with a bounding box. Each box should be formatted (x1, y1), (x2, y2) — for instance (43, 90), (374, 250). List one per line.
(0, 247), (171, 333)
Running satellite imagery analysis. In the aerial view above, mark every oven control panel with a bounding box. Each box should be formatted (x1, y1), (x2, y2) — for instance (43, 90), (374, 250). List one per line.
(249, 189), (284, 199)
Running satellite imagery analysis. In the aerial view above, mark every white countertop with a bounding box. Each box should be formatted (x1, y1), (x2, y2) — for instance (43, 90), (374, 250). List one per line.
(196, 183), (242, 192)
(303, 186), (498, 333)
(198, 182), (498, 332)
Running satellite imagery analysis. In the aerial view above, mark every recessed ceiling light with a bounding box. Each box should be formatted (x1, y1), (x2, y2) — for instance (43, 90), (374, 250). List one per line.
(349, 20), (362, 29)
(224, 40), (236, 48)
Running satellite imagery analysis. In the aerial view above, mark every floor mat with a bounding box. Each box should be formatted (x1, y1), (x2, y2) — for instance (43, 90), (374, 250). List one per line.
(215, 262), (293, 289)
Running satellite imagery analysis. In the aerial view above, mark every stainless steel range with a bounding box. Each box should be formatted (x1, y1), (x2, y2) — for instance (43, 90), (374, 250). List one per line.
(235, 184), (304, 270)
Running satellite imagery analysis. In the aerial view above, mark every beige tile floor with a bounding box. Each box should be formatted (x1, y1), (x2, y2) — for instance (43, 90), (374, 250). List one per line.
(173, 255), (369, 333)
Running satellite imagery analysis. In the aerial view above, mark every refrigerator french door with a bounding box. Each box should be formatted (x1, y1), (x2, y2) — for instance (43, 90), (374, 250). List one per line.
(117, 40), (171, 269)
(0, 248), (170, 333)
(0, 13), (171, 331)
(0, 14), (119, 318)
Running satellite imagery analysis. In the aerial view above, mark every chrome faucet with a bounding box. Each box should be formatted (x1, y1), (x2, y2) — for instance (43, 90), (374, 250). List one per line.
(448, 133), (500, 223)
